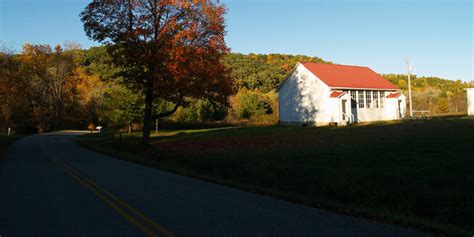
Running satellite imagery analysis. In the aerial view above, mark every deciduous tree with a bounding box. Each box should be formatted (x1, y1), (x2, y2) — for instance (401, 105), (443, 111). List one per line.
(81, 0), (232, 143)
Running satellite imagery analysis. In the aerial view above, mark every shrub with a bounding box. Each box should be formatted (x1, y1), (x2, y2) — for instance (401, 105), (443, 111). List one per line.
(233, 89), (275, 120)
(171, 99), (227, 123)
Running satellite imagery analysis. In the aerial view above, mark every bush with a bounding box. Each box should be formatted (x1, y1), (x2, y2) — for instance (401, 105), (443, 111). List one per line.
(232, 89), (275, 120)
(171, 99), (227, 123)
(435, 97), (449, 114)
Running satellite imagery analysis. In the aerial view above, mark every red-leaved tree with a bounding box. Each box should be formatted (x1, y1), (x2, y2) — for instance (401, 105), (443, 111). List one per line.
(81, 0), (232, 143)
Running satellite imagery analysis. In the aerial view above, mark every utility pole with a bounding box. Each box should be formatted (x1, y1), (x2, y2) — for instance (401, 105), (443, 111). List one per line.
(406, 60), (413, 118)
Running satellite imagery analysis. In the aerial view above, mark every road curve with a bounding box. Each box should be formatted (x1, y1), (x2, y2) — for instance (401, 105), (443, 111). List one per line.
(0, 132), (433, 237)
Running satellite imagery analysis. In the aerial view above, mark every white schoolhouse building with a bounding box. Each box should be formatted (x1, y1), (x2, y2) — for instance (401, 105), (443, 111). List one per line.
(278, 62), (406, 126)
(467, 88), (474, 116)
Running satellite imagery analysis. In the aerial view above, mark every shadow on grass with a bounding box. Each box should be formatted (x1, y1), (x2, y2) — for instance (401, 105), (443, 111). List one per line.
(77, 116), (474, 236)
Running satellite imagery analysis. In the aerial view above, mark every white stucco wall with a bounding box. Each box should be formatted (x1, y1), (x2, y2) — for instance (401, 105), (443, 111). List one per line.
(278, 63), (406, 125)
(278, 64), (334, 124)
(357, 108), (390, 122)
(355, 94), (406, 122)
(468, 88), (474, 116)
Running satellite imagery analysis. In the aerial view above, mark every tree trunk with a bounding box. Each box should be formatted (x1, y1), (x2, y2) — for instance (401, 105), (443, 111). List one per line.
(142, 82), (153, 144)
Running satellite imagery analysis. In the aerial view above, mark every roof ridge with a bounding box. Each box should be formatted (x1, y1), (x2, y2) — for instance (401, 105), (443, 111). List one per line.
(301, 61), (369, 69)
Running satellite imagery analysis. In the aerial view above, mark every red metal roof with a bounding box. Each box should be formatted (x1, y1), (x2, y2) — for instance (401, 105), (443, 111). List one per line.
(386, 92), (402, 98)
(301, 62), (398, 90)
(329, 91), (345, 98)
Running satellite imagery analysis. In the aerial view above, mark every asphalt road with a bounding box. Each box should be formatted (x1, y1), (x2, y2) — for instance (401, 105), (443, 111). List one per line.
(0, 132), (433, 237)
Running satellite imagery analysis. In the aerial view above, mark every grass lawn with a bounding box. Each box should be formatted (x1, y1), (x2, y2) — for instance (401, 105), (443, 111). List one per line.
(78, 116), (474, 236)
(0, 135), (21, 159)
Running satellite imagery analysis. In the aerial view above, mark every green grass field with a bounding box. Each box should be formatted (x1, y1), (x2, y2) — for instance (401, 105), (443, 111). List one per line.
(78, 116), (474, 236)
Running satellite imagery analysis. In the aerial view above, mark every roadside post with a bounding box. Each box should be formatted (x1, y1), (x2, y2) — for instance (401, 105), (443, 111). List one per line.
(96, 125), (102, 134)
(406, 60), (413, 118)
(7, 127), (11, 136)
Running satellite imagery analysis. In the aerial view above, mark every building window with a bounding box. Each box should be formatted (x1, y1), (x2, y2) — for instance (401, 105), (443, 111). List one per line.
(350, 90), (357, 108)
(374, 91), (380, 108)
(380, 91), (385, 108)
(366, 90), (372, 108)
(358, 90), (365, 108)
(350, 90), (357, 100)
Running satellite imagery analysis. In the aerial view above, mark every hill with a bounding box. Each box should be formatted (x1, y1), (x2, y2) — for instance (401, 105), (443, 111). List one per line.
(223, 53), (470, 121)
(1, 45), (471, 133)
(384, 74), (469, 114)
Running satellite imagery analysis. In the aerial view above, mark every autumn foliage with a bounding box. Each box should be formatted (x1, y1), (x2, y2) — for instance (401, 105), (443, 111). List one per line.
(0, 44), (87, 132)
(81, 0), (232, 142)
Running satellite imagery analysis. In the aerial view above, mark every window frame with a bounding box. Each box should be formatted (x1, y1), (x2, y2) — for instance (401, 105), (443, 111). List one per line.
(358, 90), (365, 108)
(374, 91), (380, 108)
(380, 91), (385, 108)
(350, 90), (357, 108)
(365, 90), (372, 108)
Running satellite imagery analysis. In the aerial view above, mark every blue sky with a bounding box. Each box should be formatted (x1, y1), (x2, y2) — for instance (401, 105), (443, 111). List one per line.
(1, 0), (472, 81)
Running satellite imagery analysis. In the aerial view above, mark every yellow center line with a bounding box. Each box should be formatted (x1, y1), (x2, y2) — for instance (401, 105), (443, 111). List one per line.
(52, 158), (158, 237)
(40, 142), (175, 237)
(53, 155), (176, 237)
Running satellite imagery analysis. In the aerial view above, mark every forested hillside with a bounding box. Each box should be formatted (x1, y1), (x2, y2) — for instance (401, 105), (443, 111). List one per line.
(224, 53), (328, 93)
(384, 74), (469, 114)
(223, 53), (471, 122)
(1, 44), (471, 133)
(222, 53), (329, 124)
